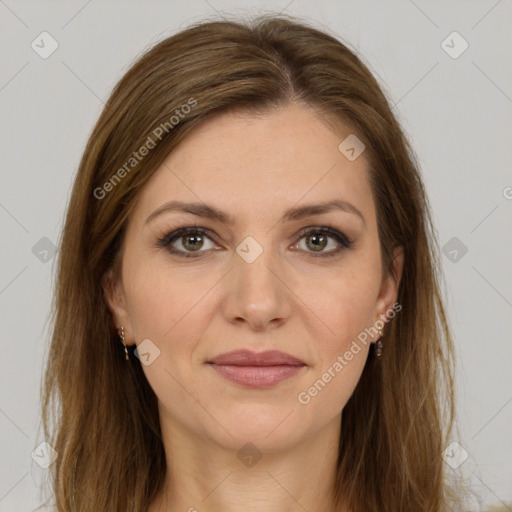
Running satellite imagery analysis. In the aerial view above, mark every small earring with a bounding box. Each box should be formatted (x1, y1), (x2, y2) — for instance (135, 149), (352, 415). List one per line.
(119, 326), (129, 361)
(375, 328), (383, 358)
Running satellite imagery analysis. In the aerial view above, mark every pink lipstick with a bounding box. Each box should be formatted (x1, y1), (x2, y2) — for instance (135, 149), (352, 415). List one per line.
(207, 349), (306, 388)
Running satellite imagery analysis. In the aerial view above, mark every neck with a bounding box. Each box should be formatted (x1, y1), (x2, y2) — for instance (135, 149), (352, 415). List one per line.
(150, 413), (345, 512)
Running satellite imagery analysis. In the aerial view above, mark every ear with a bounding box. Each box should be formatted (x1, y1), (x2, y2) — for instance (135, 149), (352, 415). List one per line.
(102, 267), (135, 345)
(373, 245), (404, 334)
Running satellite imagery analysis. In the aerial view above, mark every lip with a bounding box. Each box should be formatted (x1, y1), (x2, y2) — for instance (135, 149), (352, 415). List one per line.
(207, 349), (306, 388)
(208, 349), (305, 366)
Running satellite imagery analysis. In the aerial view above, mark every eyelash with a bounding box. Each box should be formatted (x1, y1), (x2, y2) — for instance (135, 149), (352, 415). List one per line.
(156, 224), (353, 259)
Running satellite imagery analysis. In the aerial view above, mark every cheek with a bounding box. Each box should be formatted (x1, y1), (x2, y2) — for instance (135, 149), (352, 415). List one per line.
(290, 259), (379, 409)
(294, 275), (375, 416)
(294, 261), (380, 348)
(122, 259), (217, 417)
(123, 253), (214, 342)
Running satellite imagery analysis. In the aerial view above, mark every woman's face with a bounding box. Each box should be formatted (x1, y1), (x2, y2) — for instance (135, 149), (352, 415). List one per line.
(105, 102), (402, 453)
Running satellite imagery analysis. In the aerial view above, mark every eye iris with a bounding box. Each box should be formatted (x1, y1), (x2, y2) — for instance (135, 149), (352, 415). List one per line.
(182, 234), (203, 251)
(307, 234), (327, 252)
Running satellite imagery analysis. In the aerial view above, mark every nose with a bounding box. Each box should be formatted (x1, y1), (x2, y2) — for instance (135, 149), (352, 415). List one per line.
(221, 241), (292, 332)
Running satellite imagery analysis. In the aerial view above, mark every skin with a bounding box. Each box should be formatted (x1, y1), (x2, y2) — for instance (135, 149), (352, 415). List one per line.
(104, 102), (404, 512)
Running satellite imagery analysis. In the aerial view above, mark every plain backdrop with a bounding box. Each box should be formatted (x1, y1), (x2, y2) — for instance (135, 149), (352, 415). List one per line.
(1, 1), (511, 510)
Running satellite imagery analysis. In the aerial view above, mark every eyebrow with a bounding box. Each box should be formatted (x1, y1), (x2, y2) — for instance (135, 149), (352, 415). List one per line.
(145, 199), (366, 227)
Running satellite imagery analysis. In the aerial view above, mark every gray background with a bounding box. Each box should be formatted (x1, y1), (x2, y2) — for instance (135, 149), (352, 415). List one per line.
(1, 1), (511, 510)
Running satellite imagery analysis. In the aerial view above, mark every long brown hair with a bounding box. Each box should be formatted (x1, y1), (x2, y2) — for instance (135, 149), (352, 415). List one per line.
(40, 14), (466, 511)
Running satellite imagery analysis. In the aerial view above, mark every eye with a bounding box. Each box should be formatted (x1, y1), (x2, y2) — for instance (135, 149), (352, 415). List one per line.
(157, 225), (353, 259)
(157, 226), (219, 258)
(292, 226), (353, 257)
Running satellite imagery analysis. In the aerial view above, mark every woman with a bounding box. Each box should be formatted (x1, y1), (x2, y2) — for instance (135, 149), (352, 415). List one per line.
(41, 14), (465, 512)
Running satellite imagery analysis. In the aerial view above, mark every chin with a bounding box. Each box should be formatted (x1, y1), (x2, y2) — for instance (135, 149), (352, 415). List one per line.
(204, 404), (311, 453)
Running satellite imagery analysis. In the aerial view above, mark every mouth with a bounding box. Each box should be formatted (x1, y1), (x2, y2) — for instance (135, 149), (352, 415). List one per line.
(206, 349), (306, 388)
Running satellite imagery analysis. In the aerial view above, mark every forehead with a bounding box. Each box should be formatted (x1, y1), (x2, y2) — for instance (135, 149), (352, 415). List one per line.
(131, 103), (376, 226)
